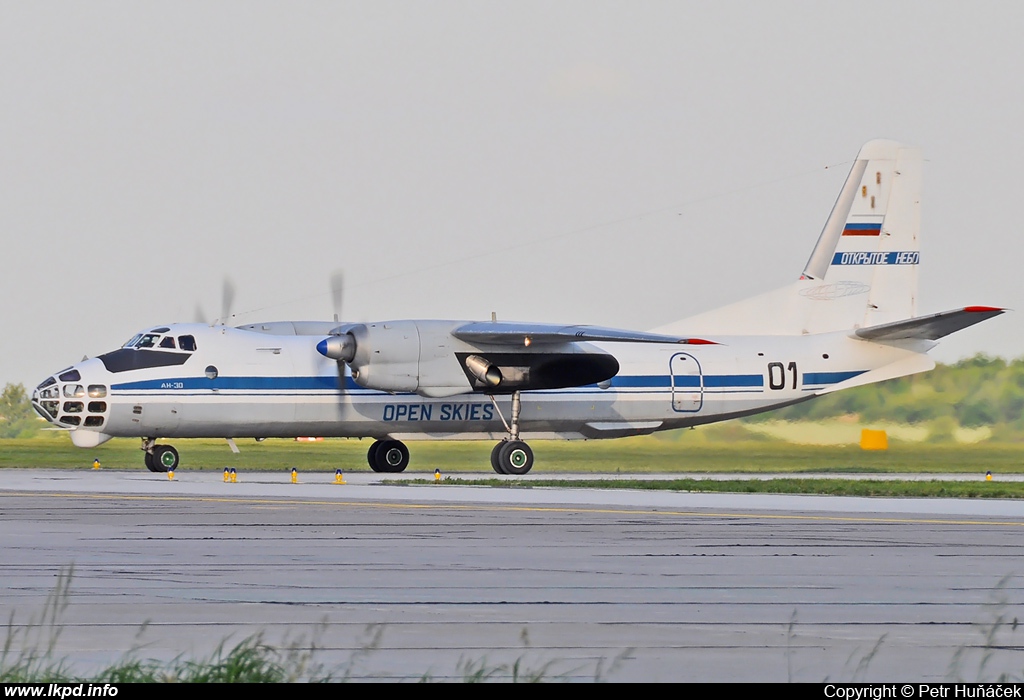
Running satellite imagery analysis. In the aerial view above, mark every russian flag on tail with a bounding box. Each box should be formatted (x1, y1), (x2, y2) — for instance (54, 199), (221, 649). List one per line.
(842, 222), (882, 236)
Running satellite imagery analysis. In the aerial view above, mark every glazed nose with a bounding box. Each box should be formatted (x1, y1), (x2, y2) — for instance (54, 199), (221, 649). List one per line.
(32, 375), (60, 423)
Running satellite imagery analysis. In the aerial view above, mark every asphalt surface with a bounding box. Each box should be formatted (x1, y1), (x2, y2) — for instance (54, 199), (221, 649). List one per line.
(2, 469), (1024, 681)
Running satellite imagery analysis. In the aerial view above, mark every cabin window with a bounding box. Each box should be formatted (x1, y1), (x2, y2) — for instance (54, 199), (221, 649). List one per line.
(88, 385), (106, 398)
(61, 415), (81, 426)
(63, 401), (84, 414)
(159, 337), (176, 349)
(179, 335), (197, 352)
(63, 384), (84, 398)
(88, 401), (107, 413)
(84, 416), (104, 427)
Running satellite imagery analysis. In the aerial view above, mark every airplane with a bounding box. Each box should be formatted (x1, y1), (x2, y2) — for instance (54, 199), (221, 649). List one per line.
(30, 140), (1005, 475)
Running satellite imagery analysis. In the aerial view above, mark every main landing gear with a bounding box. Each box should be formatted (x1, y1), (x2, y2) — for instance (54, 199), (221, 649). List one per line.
(142, 437), (179, 473)
(488, 391), (534, 476)
(367, 439), (410, 473)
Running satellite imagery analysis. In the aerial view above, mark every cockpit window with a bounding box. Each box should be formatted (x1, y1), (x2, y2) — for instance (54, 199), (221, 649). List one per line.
(63, 384), (85, 398)
(159, 337), (176, 349)
(59, 369), (81, 382)
(178, 335), (197, 352)
(122, 334), (143, 348)
(135, 334), (160, 349)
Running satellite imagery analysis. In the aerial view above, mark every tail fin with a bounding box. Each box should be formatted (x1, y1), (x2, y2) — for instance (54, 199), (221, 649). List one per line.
(803, 139), (921, 326)
(658, 140), (922, 336)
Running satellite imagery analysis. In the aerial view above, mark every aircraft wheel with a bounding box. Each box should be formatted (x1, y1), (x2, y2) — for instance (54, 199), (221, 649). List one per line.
(367, 440), (384, 472)
(497, 440), (533, 476)
(374, 440), (409, 473)
(150, 445), (179, 473)
(144, 450), (159, 473)
(490, 442), (507, 474)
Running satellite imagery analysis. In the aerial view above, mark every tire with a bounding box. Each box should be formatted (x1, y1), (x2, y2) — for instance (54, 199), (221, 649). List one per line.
(374, 440), (409, 473)
(490, 442), (507, 474)
(367, 440), (384, 472)
(497, 440), (533, 476)
(150, 445), (179, 472)
(144, 450), (159, 473)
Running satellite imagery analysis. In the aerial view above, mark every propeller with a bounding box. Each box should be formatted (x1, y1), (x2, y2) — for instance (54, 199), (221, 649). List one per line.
(192, 277), (236, 326)
(329, 270), (344, 323)
(322, 270), (357, 390)
(220, 278), (236, 324)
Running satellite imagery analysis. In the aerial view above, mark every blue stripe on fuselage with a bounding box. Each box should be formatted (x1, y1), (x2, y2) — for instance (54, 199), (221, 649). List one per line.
(610, 374), (764, 389)
(802, 370), (866, 385)
(112, 376), (353, 391)
(112, 371), (864, 393)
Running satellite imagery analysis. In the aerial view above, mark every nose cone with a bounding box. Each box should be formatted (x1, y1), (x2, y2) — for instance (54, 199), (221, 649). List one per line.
(33, 359), (111, 431)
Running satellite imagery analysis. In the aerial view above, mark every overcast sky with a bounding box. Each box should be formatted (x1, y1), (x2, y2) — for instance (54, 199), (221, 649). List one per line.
(1, 2), (1021, 387)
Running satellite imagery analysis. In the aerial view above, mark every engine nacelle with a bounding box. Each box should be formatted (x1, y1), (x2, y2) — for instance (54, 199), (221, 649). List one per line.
(343, 320), (473, 396)
(319, 320), (620, 398)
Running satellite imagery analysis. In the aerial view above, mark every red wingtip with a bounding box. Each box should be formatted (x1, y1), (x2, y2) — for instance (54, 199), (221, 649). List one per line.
(684, 338), (718, 345)
(963, 306), (1004, 313)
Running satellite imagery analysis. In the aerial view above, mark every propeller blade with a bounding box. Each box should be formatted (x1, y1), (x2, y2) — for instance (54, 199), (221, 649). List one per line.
(194, 304), (208, 325)
(220, 278), (236, 324)
(329, 270), (344, 323)
(336, 361), (347, 391)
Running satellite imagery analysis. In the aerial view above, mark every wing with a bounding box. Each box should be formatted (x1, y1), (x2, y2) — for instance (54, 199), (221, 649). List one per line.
(451, 321), (717, 346)
(853, 306), (1005, 342)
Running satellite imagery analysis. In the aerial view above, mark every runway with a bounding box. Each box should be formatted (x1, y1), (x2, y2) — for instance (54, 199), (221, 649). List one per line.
(2, 470), (1024, 681)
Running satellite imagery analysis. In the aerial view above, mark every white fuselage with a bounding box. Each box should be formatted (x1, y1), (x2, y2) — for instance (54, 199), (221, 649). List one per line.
(33, 322), (921, 447)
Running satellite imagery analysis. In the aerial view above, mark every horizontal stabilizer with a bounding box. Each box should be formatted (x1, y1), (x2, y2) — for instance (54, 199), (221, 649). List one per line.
(452, 321), (717, 346)
(853, 306), (1005, 342)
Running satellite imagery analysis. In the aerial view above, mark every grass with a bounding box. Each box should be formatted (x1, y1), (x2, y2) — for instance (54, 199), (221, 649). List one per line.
(0, 571), (629, 683)
(1, 434), (1021, 474)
